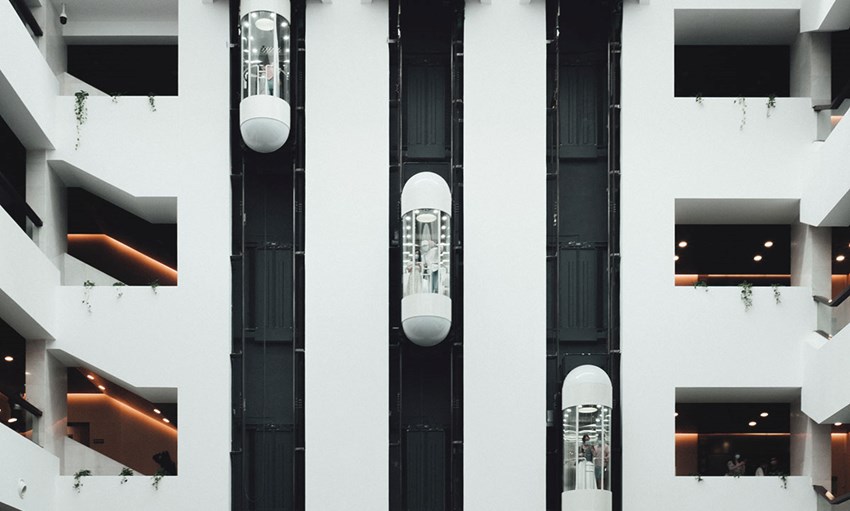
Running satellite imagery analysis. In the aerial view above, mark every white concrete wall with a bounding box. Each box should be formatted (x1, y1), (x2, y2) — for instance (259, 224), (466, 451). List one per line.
(64, 438), (128, 476)
(802, 0), (850, 32)
(464, 2), (546, 510)
(623, 1), (826, 510)
(802, 330), (850, 423)
(0, 0), (58, 149)
(801, 113), (850, 226)
(0, 424), (58, 511)
(303, 1), (388, 509)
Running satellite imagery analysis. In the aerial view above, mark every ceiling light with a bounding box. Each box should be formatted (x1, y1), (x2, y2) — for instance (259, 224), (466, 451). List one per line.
(86, 374), (95, 380)
(417, 213), (437, 223)
(678, 241), (688, 248)
(764, 241), (774, 248)
(674, 255), (679, 261)
(578, 406), (598, 414)
(748, 421), (757, 427)
(838, 255), (846, 262)
(162, 418), (170, 424)
(674, 412), (679, 417)
(8, 417), (17, 424)
(153, 408), (161, 414)
(3, 356), (12, 362)
(760, 412), (768, 417)
(753, 255), (763, 262)
(255, 18), (275, 31)
(836, 422), (843, 427)
(97, 385), (105, 391)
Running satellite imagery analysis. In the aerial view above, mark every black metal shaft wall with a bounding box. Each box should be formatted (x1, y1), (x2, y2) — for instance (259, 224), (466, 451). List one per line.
(230, 1), (306, 510)
(389, 1), (464, 510)
(545, 0), (622, 509)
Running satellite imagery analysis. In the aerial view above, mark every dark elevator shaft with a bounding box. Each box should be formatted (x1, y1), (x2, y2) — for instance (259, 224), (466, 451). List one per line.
(230, 1), (306, 510)
(546, 0), (621, 509)
(389, 1), (464, 510)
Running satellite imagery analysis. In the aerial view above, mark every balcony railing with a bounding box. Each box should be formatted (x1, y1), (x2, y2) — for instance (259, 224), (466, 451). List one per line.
(0, 169), (43, 239)
(8, 0), (42, 37)
(0, 389), (42, 445)
(813, 286), (850, 338)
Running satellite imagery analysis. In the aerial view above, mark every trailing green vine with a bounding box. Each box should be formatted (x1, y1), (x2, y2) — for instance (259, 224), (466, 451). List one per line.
(695, 93), (703, 105)
(113, 281), (125, 298)
(767, 94), (776, 117)
(734, 96), (747, 130)
(73, 469), (91, 493)
(82, 280), (95, 312)
(148, 94), (157, 112)
(119, 467), (133, 484)
(151, 468), (166, 490)
(74, 90), (89, 149)
(739, 281), (753, 311)
(772, 284), (781, 304)
(693, 280), (708, 292)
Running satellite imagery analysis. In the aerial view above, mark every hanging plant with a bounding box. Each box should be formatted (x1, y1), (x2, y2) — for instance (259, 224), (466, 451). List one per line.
(113, 281), (125, 299)
(734, 96), (747, 130)
(82, 280), (95, 312)
(151, 468), (166, 490)
(148, 94), (157, 112)
(695, 93), (703, 105)
(772, 284), (781, 304)
(693, 280), (708, 292)
(74, 90), (89, 149)
(766, 94), (776, 117)
(150, 279), (159, 294)
(739, 281), (753, 311)
(119, 467), (133, 484)
(73, 469), (91, 493)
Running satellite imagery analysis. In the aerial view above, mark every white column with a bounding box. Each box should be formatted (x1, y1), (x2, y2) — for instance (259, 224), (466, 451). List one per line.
(304, 1), (388, 509)
(790, 222), (830, 297)
(25, 340), (67, 463)
(791, 397), (832, 488)
(464, 1), (547, 509)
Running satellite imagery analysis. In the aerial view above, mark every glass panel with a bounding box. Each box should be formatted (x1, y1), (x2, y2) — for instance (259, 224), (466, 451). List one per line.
(241, 12), (291, 103)
(0, 391), (40, 445)
(403, 210), (451, 298)
(563, 404), (611, 492)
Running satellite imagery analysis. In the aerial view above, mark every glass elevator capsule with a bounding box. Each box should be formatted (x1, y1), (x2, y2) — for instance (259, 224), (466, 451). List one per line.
(401, 172), (451, 347)
(239, 0), (291, 153)
(562, 365), (612, 511)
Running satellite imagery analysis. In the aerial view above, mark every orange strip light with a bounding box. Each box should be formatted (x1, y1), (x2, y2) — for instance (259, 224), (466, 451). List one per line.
(68, 393), (177, 436)
(67, 234), (177, 283)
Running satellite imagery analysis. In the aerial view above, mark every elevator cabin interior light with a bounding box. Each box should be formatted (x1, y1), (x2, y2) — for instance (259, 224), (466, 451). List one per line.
(562, 365), (613, 511)
(401, 172), (452, 347)
(239, 0), (291, 153)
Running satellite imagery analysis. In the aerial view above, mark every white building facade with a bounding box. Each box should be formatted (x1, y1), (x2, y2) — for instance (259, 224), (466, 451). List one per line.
(0, 0), (847, 510)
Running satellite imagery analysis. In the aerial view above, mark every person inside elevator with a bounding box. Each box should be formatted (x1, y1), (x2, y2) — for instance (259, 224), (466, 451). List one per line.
(420, 238), (440, 293)
(726, 454), (746, 476)
(576, 434), (597, 489)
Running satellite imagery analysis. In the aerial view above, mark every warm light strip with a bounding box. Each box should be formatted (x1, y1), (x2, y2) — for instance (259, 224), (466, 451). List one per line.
(676, 274), (791, 278)
(67, 234), (178, 277)
(68, 393), (177, 436)
(676, 432), (790, 437)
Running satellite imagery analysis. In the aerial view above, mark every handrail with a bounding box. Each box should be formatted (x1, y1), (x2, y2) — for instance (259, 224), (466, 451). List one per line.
(814, 485), (850, 505)
(8, 0), (43, 37)
(0, 171), (43, 227)
(814, 79), (850, 113)
(0, 387), (42, 418)
(813, 284), (850, 308)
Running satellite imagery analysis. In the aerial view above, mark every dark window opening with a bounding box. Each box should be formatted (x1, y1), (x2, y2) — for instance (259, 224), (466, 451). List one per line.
(675, 46), (790, 98)
(66, 188), (177, 286)
(67, 45), (178, 96)
(0, 318), (36, 438)
(675, 403), (790, 477)
(832, 30), (850, 102)
(0, 113), (28, 231)
(66, 367), (177, 475)
(674, 225), (790, 286)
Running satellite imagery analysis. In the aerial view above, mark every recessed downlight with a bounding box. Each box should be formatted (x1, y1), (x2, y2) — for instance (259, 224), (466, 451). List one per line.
(3, 356), (12, 362)
(86, 374), (95, 380)
(836, 422), (843, 426)
(153, 408), (161, 414)
(753, 255), (763, 262)
(8, 417), (18, 424)
(760, 412), (769, 417)
(162, 418), (170, 424)
(97, 385), (106, 391)
(838, 255), (846, 262)
(678, 241), (688, 248)
(764, 241), (774, 248)
(674, 255), (680, 261)
(674, 412), (679, 417)
(748, 421), (757, 427)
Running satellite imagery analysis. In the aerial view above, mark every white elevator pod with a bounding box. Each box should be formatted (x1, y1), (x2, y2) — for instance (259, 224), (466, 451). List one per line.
(401, 172), (452, 347)
(239, 0), (292, 153)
